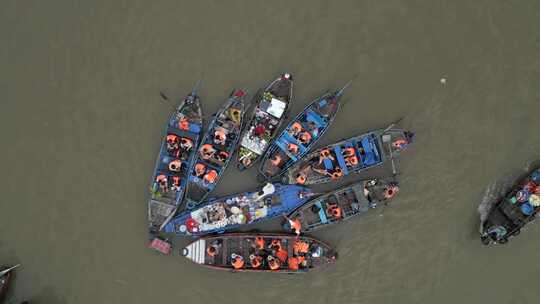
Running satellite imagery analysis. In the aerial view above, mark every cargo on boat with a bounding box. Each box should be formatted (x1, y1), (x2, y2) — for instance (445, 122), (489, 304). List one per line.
(148, 83), (203, 232)
(181, 233), (337, 273)
(163, 183), (313, 236)
(237, 73), (293, 170)
(185, 89), (247, 207)
(258, 85), (349, 180)
(480, 166), (540, 245)
(285, 179), (399, 233)
(282, 127), (414, 185)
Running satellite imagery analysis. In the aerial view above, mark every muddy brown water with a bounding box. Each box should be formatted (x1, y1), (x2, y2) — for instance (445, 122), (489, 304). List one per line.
(1, 1), (540, 303)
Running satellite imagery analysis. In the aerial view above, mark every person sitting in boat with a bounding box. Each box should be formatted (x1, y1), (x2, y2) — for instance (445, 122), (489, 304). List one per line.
(289, 122), (303, 137)
(313, 166), (343, 180)
(345, 155), (359, 167)
(231, 253), (245, 269)
(283, 214), (302, 236)
(253, 124), (266, 138)
(166, 134), (180, 153)
(298, 131), (312, 145)
(267, 255), (281, 270)
(307, 121), (319, 138)
(392, 138), (409, 150)
(206, 244), (220, 257)
(214, 150), (229, 163)
(178, 117), (190, 131)
(194, 163), (206, 178)
(287, 256), (302, 271)
(326, 202), (342, 219)
(156, 174), (169, 192)
(318, 148), (335, 164)
(293, 239), (310, 255)
(168, 159), (182, 172)
(200, 144), (216, 160)
(270, 154), (282, 167)
(171, 176), (181, 191)
(288, 143), (299, 155)
(343, 147), (356, 158)
(249, 254), (263, 268)
(269, 239), (282, 251)
(253, 236), (265, 250)
(295, 171), (307, 185)
(179, 137), (193, 152)
(203, 169), (218, 185)
(214, 129), (227, 145)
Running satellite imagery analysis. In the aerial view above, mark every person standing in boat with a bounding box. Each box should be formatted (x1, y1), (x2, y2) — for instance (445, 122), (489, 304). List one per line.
(283, 213), (302, 236)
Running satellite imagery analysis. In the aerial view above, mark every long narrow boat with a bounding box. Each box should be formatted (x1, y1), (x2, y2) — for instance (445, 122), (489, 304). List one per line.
(282, 127), (414, 185)
(181, 233), (336, 273)
(258, 85), (349, 180)
(236, 73), (293, 170)
(285, 179), (399, 233)
(480, 166), (540, 245)
(184, 90), (247, 207)
(0, 265), (20, 303)
(148, 83), (203, 232)
(163, 183), (314, 236)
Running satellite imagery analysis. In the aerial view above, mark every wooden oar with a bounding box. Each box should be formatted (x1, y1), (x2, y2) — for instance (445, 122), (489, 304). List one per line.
(0, 264), (20, 277)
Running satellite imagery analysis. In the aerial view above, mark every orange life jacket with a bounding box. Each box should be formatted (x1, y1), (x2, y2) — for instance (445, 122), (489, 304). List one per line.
(232, 256), (244, 269)
(289, 218), (302, 234)
(345, 156), (358, 166)
(255, 236), (265, 250)
(268, 257), (281, 270)
(288, 143), (299, 154)
(343, 147), (356, 157)
(203, 170), (218, 184)
(296, 173), (307, 185)
(206, 246), (217, 257)
(320, 149), (331, 158)
(166, 134), (179, 144)
(298, 131), (312, 144)
(276, 249), (288, 263)
(331, 169), (343, 180)
(293, 240), (310, 254)
(250, 255), (263, 268)
(195, 163), (206, 177)
(271, 239), (282, 251)
(288, 257), (299, 270)
(291, 122), (302, 134)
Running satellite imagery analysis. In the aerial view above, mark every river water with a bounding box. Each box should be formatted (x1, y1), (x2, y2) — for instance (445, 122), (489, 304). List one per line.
(1, 1), (540, 303)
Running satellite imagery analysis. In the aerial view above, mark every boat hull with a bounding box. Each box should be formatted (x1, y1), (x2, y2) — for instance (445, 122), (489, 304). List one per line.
(181, 233), (337, 273)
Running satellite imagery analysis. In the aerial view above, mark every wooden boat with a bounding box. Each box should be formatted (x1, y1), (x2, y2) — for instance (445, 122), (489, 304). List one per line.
(0, 265), (20, 303)
(285, 179), (399, 233)
(236, 73), (293, 170)
(282, 127), (414, 185)
(258, 85), (349, 180)
(181, 233), (337, 273)
(148, 82), (203, 232)
(480, 166), (540, 245)
(163, 183), (314, 236)
(184, 89), (247, 207)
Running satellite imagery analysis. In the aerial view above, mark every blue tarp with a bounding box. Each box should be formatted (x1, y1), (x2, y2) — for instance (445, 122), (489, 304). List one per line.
(306, 110), (325, 128)
(333, 146), (349, 175)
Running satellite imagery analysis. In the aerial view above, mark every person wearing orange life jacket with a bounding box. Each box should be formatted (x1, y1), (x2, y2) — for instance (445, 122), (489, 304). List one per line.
(283, 214), (301, 236)
(288, 143), (299, 155)
(293, 240), (310, 254)
(326, 203), (342, 218)
(179, 137), (193, 151)
(215, 151), (229, 162)
(288, 256), (300, 271)
(392, 138), (408, 149)
(200, 144), (215, 160)
(178, 118), (190, 131)
(213, 130), (227, 145)
(206, 245), (218, 257)
(345, 155), (358, 167)
(330, 168), (343, 181)
(298, 131), (312, 145)
(343, 147), (356, 158)
(289, 122), (302, 136)
(295, 171), (307, 185)
(318, 148), (335, 164)
(203, 169), (218, 184)
(249, 254), (263, 268)
(270, 239), (282, 251)
(267, 255), (281, 270)
(194, 163), (206, 177)
(231, 253), (244, 269)
(171, 176), (181, 191)
(166, 134), (180, 152)
(168, 159), (182, 172)
(156, 175), (168, 192)
(276, 248), (288, 263)
(254, 236), (265, 250)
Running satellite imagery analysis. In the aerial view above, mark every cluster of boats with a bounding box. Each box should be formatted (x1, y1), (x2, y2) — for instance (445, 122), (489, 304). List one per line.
(147, 73), (415, 273)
